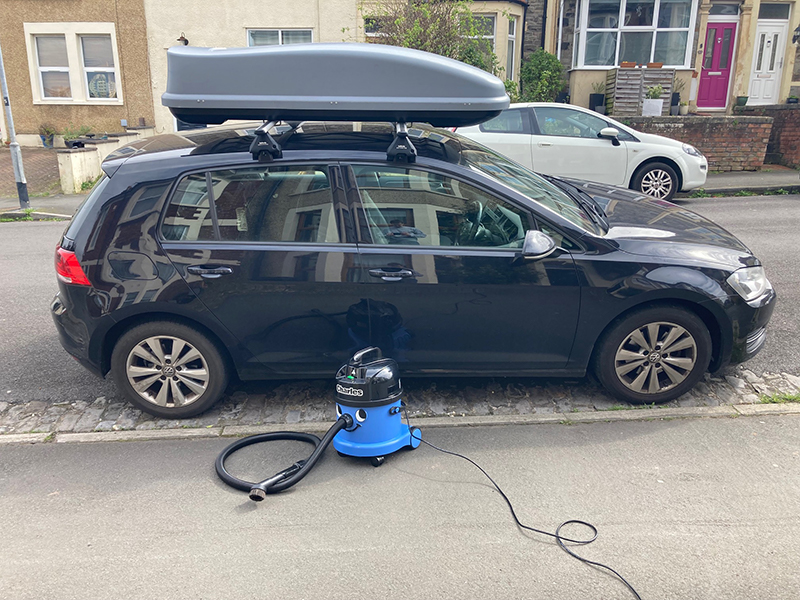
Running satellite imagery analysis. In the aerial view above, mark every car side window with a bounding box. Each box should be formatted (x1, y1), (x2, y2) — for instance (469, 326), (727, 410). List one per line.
(533, 107), (610, 140)
(162, 173), (215, 241)
(479, 108), (528, 134)
(351, 165), (530, 248)
(162, 165), (340, 243)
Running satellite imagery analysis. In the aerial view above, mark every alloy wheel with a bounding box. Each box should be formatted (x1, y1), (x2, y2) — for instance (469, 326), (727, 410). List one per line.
(640, 169), (674, 199)
(613, 321), (697, 395)
(125, 336), (210, 408)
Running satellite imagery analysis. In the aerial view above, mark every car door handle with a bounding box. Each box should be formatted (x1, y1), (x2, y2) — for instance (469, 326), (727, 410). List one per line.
(187, 265), (233, 279)
(537, 141), (552, 147)
(369, 268), (415, 282)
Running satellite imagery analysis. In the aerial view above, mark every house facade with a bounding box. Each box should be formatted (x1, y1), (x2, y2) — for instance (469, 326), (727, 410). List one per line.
(0, 0), (527, 144)
(538, 0), (800, 113)
(0, 0), (155, 147)
(142, 0), (527, 133)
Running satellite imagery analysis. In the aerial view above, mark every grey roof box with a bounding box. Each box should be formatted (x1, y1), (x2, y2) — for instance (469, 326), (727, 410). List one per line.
(162, 43), (509, 127)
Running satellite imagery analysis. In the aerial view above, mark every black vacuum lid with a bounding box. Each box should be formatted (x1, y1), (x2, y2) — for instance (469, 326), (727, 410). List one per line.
(335, 348), (402, 407)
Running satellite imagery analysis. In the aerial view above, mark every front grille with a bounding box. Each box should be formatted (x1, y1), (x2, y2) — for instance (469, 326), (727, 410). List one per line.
(746, 327), (767, 355)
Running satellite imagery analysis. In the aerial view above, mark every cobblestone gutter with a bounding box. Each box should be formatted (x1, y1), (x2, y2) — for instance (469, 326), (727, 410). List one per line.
(1, 367), (799, 437)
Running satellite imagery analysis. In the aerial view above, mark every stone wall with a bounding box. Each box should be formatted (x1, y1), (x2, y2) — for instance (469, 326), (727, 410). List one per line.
(735, 105), (800, 168)
(622, 116), (773, 172)
(522, 0), (546, 57)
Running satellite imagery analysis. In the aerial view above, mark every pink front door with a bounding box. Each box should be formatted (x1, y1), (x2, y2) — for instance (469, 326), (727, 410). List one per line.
(697, 23), (737, 108)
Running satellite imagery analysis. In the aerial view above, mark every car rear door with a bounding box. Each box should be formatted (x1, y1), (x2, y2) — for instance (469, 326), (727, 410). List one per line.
(160, 162), (362, 376)
(529, 106), (629, 185)
(342, 162), (581, 374)
(457, 107), (535, 169)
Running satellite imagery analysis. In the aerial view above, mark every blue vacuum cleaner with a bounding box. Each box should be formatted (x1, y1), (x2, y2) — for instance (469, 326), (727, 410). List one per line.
(215, 347), (420, 498)
(333, 347), (420, 466)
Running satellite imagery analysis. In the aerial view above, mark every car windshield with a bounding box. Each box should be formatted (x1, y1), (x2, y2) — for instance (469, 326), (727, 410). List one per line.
(457, 141), (601, 234)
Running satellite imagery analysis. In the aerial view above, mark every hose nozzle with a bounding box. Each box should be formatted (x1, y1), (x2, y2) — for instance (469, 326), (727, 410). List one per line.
(249, 486), (268, 502)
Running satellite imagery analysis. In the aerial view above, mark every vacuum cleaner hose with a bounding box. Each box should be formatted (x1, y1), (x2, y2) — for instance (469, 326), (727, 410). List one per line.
(215, 414), (353, 500)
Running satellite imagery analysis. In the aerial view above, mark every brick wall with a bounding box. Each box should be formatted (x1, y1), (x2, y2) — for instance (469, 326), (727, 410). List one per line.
(734, 105), (800, 168)
(622, 116), (773, 172)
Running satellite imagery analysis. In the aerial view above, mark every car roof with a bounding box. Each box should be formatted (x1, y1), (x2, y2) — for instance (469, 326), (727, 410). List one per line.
(103, 122), (470, 172)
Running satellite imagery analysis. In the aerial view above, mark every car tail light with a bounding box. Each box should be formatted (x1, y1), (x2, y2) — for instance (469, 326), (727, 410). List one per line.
(55, 245), (91, 286)
(448, 127), (458, 132)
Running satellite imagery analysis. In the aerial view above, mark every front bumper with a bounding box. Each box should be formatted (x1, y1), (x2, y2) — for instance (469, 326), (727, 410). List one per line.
(726, 287), (777, 366)
(681, 156), (708, 191)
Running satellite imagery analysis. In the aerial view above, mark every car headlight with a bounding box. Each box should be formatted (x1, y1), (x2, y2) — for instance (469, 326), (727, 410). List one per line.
(682, 143), (704, 158)
(727, 266), (771, 302)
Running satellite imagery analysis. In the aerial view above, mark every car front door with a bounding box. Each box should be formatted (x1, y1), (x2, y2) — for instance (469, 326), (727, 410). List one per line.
(343, 163), (581, 374)
(160, 162), (362, 376)
(530, 106), (629, 185)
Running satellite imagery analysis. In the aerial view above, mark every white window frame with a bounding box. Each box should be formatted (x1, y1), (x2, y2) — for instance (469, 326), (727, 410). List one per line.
(79, 35), (119, 102)
(472, 14), (497, 51)
(24, 23), (123, 105)
(507, 17), (518, 79)
(246, 29), (314, 46)
(574, 0), (699, 69)
(34, 35), (72, 100)
(364, 16), (389, 38)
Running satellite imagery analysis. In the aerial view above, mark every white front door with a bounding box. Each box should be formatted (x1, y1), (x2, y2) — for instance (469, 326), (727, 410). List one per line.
(748, 21), (789, 104)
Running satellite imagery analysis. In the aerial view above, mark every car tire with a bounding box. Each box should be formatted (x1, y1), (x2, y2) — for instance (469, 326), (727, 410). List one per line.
(593, 306), (711, 405)
(110, 321), (229, 419)
(632, 162), (679, 201)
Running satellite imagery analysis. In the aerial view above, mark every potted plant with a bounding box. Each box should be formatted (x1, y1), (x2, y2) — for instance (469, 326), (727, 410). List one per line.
(736, 95), (748, 107)
(787, 95), (799, 104)
(642, 85), (664, 116)
(38, 123), (57, 148)
(62, 123), (91, 148)
(589, 81), (606, 114)
(679, 101), (689, 116)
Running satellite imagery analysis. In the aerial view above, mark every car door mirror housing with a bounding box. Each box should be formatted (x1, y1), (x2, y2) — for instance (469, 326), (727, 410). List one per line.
(599, 127), (621, 146)
(521, 230), (556, 259)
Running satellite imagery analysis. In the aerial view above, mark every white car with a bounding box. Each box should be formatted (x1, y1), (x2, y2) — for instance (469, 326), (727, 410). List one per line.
(455, 102), (708, 201)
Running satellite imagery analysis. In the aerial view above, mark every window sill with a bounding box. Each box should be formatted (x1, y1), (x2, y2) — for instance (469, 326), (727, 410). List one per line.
(33, 99), (124, 106)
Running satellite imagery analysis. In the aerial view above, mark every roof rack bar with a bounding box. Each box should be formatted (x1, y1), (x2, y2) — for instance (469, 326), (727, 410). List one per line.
(249, 121), (282, 162)
(387, 122), (417, 163)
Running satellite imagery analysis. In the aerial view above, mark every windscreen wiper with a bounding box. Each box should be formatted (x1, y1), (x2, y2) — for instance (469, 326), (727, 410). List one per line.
(542, 175), (609, 230)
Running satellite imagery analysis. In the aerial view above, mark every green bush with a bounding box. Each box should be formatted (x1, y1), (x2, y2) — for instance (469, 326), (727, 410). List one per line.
(504, 79), (520, 103)
(519, 49), (566, 102)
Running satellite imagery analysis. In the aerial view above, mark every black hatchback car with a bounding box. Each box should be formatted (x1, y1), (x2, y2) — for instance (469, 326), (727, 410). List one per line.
(52, 123), (776, 418)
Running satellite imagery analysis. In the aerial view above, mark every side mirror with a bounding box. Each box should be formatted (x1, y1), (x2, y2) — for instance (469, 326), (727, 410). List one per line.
(521, 230), (556, 259)
(599, 127), (621, 147)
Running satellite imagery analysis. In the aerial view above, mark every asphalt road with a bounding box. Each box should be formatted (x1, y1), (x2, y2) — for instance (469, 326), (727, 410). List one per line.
(0, 195), (798, 408)
(1, 416), (798, 599)
(675, 195), (800, 374)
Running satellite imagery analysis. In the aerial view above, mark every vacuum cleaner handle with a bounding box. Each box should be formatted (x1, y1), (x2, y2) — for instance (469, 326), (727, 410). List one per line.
(351, 347), (382, 366)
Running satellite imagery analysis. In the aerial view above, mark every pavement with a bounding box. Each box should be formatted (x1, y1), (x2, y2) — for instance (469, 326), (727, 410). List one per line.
(0, 147), (60, 199)
(0, 168), (799, 219)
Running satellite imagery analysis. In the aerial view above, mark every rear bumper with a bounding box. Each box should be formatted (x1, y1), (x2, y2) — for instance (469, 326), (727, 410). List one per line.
(51, 288), (107, 377)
